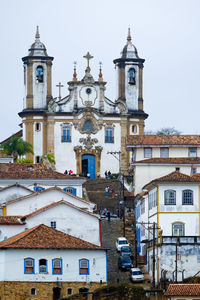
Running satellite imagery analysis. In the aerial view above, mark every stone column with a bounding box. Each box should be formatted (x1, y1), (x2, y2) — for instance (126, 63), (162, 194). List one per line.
(46, 60), (52, 103)
(47, 115), (55, 154)
(24, 117), (34, 160)
(26, 62), (33, 108)
(120, 116), (129, 174)
(138, 64), (143, 110)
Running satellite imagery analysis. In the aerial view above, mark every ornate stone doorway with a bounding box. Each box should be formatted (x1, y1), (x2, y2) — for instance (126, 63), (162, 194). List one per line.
(82, 154), (95, 179)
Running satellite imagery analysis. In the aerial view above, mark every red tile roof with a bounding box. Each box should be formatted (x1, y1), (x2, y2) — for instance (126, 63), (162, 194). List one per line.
(23, 200), (99, 220)
(0, 224), (103, 249)
(126, 135), (200, 147)
(0, 216), (25, 225)
(143, 171), (200, 190)
(0, 163), (81, 180)
(2, 186), (94, 207)
(164, 284), (200, 296)
(132, 157), (200, 164)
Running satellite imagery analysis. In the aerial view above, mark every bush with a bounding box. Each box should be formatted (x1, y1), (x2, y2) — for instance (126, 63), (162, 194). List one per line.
(17, 158), (33, 163)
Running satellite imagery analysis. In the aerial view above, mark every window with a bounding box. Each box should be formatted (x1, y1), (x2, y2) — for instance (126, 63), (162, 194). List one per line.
(36, 66), (44, 83)
(79, 259), (89, 275)
(82, 120), (94, 132)
(105, 127), (114, 143)
(51, 221), (56, 229)
(144, 148), (152, 158)
(34, 186), (45, 192)
(24, 258), (35, 274)
(52, 259), (62, 274)
(128, 68), (136, 85)
(31, 288), (37, 295)
(176, 167), (180, 172)
(192, 168), (197, 175)
(182, 189), (193, 205)
(62, 125), (71, 142)
(35, 123), (41, 131)
(172, 222), (185, 236)
(164, 190), (176, 205)
(36, 156), (40, 164)
(39, 259), (48, 274)
(63, 187), (77, 196)
(68, 288), (72, 295)
(189, 148), (197, 157)
(132, 125), (137, 133)
(161, 148), (169, 158)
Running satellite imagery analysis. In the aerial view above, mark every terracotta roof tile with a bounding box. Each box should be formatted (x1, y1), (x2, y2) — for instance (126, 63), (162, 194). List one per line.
(0, 216), (25, 225)
(164, 284), (200, 296)
(2, 186), (94, 207)
(133, 157), (200, 164)
(143, 171), (200, 190)
(0, 163), (81, 180)
(127, 135), (200, 146)
(23, 200), (99, 219)
(0, 224), (103, 249)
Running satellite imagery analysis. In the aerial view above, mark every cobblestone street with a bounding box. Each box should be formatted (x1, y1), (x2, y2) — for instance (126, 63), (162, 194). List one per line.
(101, 218), (130, 284)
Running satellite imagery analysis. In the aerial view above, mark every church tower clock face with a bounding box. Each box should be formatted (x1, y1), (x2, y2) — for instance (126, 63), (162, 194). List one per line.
(79, 85), (97, 107)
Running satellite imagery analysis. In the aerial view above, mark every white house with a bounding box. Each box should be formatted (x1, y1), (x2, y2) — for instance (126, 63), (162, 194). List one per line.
(140, 171), (200, 283)
(0, 183), (33, 204)
(126, 135), (200, 194)
(0, 163), (86, 198)
(0, 199), (101, 246)
(0, 224), (108, 300)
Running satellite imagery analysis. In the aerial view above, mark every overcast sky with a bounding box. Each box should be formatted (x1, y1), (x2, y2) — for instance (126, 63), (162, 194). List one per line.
(1, 0), (200, 141)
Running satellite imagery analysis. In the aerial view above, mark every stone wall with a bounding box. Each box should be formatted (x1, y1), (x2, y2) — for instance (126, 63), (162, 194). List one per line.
(0, 281), (105, 300)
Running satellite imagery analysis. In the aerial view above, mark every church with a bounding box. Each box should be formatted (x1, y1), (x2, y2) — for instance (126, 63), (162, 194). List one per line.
(19, 27), (148, 178)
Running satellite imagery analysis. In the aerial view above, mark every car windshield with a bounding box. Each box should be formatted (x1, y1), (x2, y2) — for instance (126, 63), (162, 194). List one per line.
(119, 240), (128, 245)
(122, 258), (131, 263)
(121, 247), (130, 252)
(131, 271), (142, 275)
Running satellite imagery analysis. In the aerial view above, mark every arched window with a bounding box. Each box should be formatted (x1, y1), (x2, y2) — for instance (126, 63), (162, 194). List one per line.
(105, 127), (114, 143)
(39, 259), (48, 274)
(63, 187), (76, 196)
(24, 258), (35, 274)
(172, 222), (185, 236)
(164, 190), (176, 205)
(132, 125), (137, 133)
(62, 125), (71, 142)
(79, 259), (89, 275)
(36, 66), (44, 83)
(128, 68), (136, 85)
(52, 258), (62, 274)
(182, 189), (193, 205)
(82, 120), (94, 132)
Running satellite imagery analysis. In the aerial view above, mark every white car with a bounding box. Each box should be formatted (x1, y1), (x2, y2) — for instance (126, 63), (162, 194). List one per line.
(130, 268), (144, 282)
(116, 237), (129, 251)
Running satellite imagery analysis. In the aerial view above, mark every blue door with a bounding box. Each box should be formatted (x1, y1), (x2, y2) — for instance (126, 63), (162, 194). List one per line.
(82, 154), (95, 179)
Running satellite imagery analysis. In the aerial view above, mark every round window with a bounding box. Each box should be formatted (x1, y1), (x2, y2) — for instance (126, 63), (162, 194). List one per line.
(86, 88), (92, 95)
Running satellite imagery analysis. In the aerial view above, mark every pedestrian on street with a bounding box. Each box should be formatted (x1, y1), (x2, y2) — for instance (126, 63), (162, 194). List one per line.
(64, 170), (68, 174)
(107, 210), (110, 222)
(105, 171), (108, 179)
(105, 186), (109, 196)
(108, 170), (111, 179)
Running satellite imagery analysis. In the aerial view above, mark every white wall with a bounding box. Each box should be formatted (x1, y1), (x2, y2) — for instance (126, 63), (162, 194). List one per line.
(0, 186), (32, 204)
(0, 248), (107, 282)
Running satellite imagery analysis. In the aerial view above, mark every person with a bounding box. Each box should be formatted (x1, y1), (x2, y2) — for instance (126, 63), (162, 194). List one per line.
(108, 170), (111, 179)
(111, 187), (115, 198)
(97, 171), (100, 179)
(64, 170), (68, 174)
(107, 209), (110, 222)
(116, 208), (119, 218)
(69, 170), (73, 175)
(105, 186), (109, 196)
(105, 171), (108, 179)
(87, 173), (90, 178)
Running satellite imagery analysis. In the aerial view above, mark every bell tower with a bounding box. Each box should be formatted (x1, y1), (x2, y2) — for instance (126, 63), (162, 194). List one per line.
(113, 28), (145, 112)
(22, 26), (54, 110)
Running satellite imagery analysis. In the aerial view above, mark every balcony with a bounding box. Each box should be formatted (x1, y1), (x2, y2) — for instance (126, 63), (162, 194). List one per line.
(61, 136), (71, 143)
(105, 136), (114, 143)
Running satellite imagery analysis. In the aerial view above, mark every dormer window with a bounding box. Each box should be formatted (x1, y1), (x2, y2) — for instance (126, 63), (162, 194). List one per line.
(36, 66), (43, 83)
(128, 68), (136, 85)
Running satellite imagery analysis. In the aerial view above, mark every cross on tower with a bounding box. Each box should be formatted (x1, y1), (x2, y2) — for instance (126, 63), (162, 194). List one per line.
(83, 52), (94, 69)
(56, 82), (64, 101)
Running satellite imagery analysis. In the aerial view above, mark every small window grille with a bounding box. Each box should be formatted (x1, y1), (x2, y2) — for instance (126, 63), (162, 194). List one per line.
(51, 221), (56, 229)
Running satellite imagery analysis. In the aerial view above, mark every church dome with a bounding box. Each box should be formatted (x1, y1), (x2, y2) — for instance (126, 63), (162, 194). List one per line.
(121, 28), (140, 59)
(28, 26), (48, 57)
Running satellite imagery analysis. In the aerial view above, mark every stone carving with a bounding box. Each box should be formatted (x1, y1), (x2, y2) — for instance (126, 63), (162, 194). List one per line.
(116, 99), (128, 114)
(74, 111), (102, 134)
(47, 98), (57, 112)
(79, 134), (98, 151)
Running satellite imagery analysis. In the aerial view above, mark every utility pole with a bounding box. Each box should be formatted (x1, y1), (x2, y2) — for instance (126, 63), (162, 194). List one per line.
(152, 222), (156, 289)
(122, 174), (125, 237)
(175, 241), (178, 283)
(134, 222), (138, 267)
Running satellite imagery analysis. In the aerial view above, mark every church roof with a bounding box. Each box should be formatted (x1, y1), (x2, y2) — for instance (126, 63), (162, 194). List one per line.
(28, 26), (49, 57)
(127, 135), (200, 148)
(121, 28), (140, 59)
(0, 224), (104, 249)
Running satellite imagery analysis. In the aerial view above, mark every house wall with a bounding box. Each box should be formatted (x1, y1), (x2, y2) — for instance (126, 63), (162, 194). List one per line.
(5, 189), (93, 216)
(0, 186), (32, 204)
(0, 249), (107, 282)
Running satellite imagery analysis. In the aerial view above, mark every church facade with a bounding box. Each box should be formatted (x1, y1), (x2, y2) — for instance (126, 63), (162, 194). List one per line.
(19, 27), (148, 178)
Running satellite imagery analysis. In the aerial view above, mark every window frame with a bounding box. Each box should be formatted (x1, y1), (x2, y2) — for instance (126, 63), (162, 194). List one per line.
(79, 259), (89, 275)
(164, 190), (176, 205)
(160, 147), (169, 158)
(105, 126), (114, 143)
(128, 68), (136, 85)
(51, 221), (56, 229)
(172, 222), (185, 236)
(63, 187), (77, 196)
(189, 147), (197, 157)
(52, 258), (63, 275)
(36, 66), (44, 83)
(144, 147), (152, 158)
(182, 189), (193, 205)
(24, 258), (35, 274)
(39, 258), (48, 274)
(61, 124), (71, 143)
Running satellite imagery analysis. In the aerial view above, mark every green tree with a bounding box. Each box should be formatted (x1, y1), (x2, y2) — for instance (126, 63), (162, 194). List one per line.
(0, 136), (33, 162)
(156, 127), (181, 135)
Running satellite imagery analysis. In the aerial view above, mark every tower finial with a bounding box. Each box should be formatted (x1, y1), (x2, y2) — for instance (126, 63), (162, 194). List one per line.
(73, 61), (77, 82)
(127, 28), (131, 42)
(35, 26), (40, 41)
(98, 62), (103, 82)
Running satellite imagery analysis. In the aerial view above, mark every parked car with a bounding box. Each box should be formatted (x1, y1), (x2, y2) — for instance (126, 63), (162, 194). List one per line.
(120, 246), (133, 258)
(130, 268), (144, 282)
(118, 255), (133, 271)
(116, 237), (130, 251)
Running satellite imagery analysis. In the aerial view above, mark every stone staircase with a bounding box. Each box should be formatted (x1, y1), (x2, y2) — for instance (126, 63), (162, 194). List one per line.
(83, 178), (122, 214)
